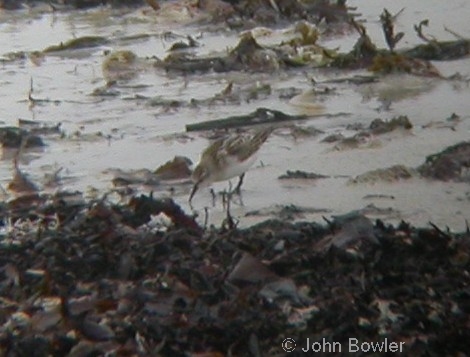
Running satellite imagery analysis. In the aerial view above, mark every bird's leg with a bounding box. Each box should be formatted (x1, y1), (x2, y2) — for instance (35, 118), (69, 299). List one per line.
(203, 207), (209, 230)
(222, 189), (228, 209)
(233, 173), (245, 195)
(224, 189), (236, 230)
(189, 181), (199, 203)
(210, 188), (216, 207)
(227, 187), (233, 204)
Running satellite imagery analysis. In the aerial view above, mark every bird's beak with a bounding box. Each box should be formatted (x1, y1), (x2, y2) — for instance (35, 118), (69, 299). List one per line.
(189, 181), (200, 203)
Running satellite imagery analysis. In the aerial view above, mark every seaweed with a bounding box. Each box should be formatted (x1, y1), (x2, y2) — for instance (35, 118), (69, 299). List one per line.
(0, 192), (469, 355)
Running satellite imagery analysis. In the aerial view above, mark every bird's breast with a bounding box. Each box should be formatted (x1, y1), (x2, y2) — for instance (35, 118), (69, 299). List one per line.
(210, 154), (257, 182)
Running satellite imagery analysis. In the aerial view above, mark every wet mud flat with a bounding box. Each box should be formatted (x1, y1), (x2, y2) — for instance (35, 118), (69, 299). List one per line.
(0, 192), (469, 356)
(0, 0), (470, 356)
(1, 0), (469, 230)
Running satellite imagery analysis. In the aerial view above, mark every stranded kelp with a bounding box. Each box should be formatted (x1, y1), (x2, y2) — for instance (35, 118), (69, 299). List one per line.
(350, 141), (470, 184)
(160, 29), (334, 73)
(403, 19), (470, 61)
(418, 141), (470, 182)
(186, 107), (308, 132)
(330, 9), (470, 77)
(226, 0), (354, 25)
(0, 127), (44, 149)
(42, 36), (109, 54)
(0, 0), (148, 10)
(108, 155), (193, 187)
(0, 194), (469, 355)
(160, 32), (281, 73)
(320, 115), (413, 151)
(159, 7), (468, 76)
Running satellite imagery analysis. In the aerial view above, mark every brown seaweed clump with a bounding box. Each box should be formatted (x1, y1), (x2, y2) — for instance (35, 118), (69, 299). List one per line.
(0, 193), (469, 356)
(418, 141), (470, 182)
(1, 0), (148, 10)
(349, 141), (470, 184)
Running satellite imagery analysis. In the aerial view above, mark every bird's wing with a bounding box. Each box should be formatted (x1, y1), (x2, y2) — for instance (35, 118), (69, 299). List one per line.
(223, 135), (244, 153)
(224, 128), (273, 161)
(200, 137), (225, 160)
(198, 137), (230, 171)
(200, 128), (273, 167)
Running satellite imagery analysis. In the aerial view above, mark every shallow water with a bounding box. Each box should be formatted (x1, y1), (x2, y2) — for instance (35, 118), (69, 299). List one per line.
(0, 2), (469, 230)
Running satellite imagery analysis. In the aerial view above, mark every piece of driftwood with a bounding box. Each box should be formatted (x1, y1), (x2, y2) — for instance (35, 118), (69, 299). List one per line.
(186, 107), (309, 132)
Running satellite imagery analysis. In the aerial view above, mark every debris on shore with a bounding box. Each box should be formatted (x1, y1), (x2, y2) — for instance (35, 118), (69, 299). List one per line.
(0, 193), (469, 356)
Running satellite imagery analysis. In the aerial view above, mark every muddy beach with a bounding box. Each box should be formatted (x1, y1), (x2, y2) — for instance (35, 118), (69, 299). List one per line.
(0, 0), (469, 356)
